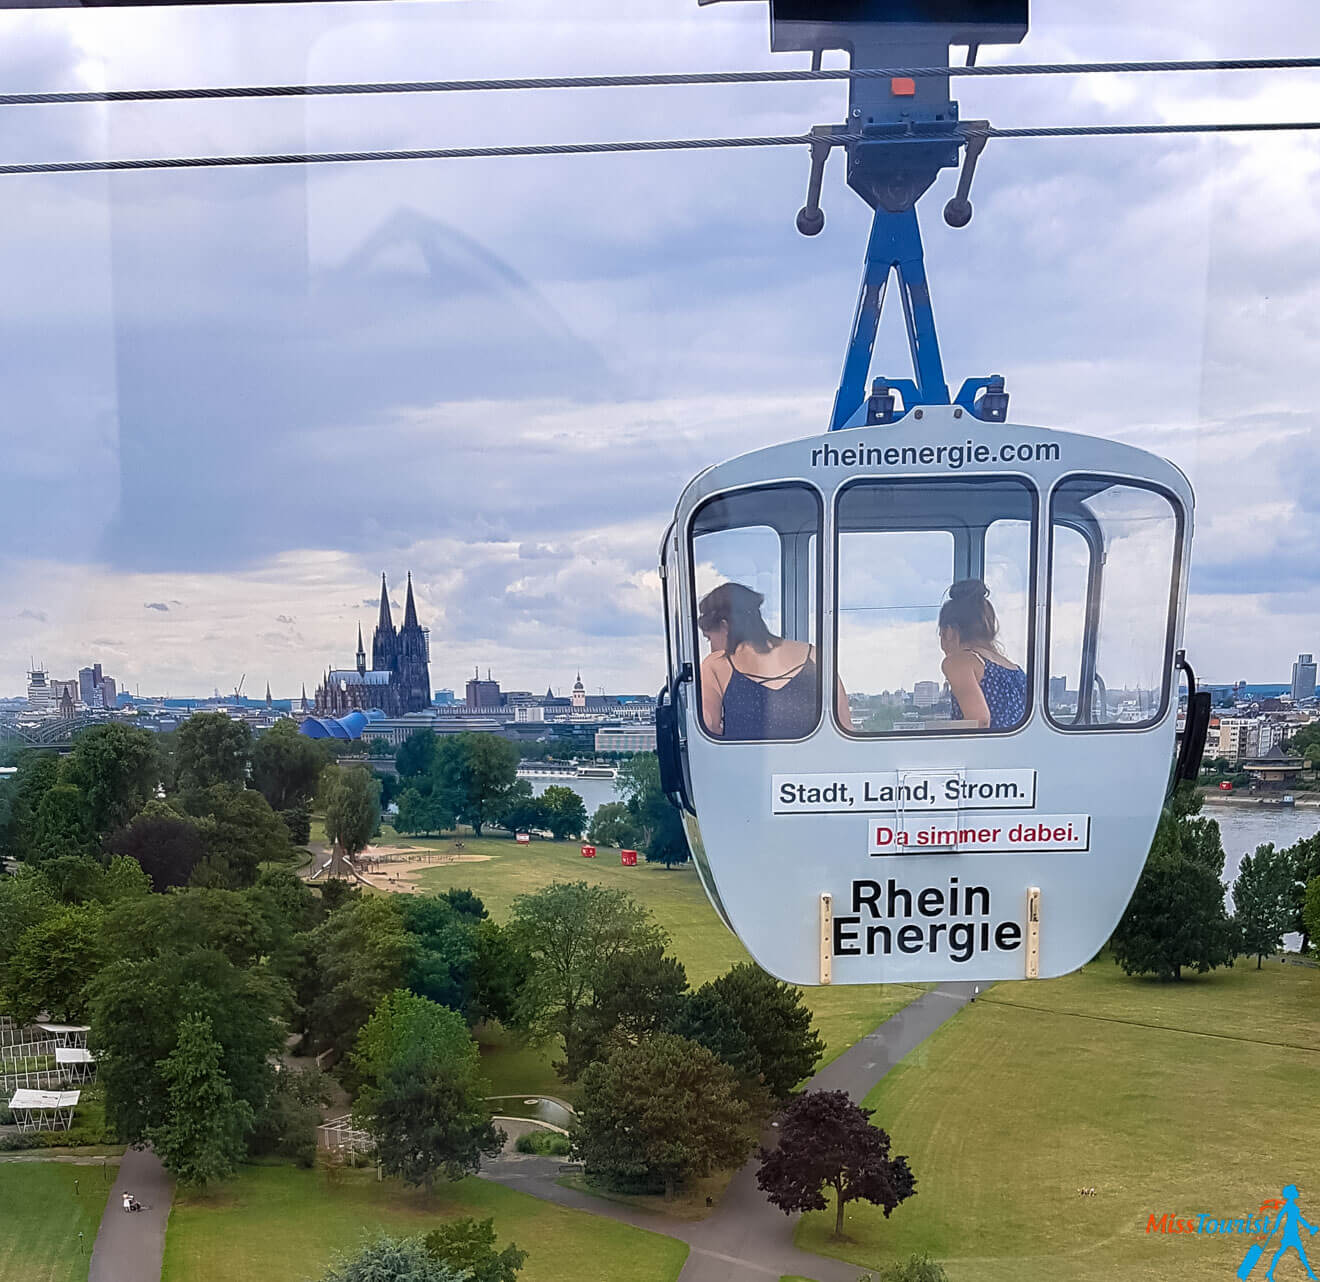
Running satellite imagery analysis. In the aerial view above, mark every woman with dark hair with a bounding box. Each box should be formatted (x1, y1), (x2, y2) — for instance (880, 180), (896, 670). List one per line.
(698, 582), (850, 738)
(938, 579), (1026, 730)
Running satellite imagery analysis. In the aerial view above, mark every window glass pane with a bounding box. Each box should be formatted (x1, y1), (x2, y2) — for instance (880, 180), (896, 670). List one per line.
(1046, 523), (1090, 721)
(1048, 479), (1181, 728)
(836, 480), (1034, 735)
(690, 486), (821, 740)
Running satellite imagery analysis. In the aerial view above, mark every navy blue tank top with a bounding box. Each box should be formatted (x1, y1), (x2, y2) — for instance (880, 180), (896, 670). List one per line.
(721, 658), (818, 740)
(949, 655), (1027, 730)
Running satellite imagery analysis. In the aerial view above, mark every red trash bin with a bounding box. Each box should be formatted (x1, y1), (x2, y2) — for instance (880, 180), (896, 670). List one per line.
(621, 849), (638, 866)
(581, 844), (597, 858)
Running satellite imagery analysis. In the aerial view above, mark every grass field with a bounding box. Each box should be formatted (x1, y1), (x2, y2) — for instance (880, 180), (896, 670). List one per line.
(0, 1162), (114, 1282)
(794, 955), (1320, 1282)
(162, 1163), (688, 1282)
(400, 831), (924, 1096)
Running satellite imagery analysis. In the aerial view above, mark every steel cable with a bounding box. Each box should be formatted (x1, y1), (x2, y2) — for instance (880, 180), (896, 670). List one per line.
(1, 56), (1319, 108)
(2, 119), (1318, 177)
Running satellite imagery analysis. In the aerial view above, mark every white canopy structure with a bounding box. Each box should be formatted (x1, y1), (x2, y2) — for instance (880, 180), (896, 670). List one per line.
(8, 1088), (80, 1132)
(34, 1024), (89, 1048)
(54, 1048), (96, 1082)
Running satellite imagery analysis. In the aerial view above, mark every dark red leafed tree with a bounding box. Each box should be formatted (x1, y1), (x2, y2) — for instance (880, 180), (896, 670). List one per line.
(756, 1089), (916, 1240)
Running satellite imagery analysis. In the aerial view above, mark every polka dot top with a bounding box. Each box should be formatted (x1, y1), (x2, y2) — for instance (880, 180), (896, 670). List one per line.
(950, 655), (1027, 730)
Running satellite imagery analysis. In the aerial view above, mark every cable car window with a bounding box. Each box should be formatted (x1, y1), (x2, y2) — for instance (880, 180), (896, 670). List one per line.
(689, 484), (822, 741)
(835, 478), (1035, 736)
(1048, 478), (1183, 730)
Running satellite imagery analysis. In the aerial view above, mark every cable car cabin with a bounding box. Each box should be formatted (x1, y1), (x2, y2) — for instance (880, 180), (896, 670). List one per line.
(658, 406), (1193, 986)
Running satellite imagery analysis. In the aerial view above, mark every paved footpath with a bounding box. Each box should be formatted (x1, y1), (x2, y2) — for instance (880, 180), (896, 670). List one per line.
(483, 981), (977, 1282)
(88, 1146), (173, 1282)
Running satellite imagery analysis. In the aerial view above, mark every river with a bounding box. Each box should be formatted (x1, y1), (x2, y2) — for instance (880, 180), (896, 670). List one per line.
(526, 773), (621, 818)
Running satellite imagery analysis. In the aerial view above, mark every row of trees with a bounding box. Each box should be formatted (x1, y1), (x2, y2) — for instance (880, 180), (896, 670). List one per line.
(1110, 786), (1320, 979)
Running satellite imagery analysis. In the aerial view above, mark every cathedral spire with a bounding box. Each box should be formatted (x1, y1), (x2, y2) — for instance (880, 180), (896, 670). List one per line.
(356, 623), (367, 675)
(265, 681), (272, 707)
(377, 572), (394, 634)
(403, 572), (420, 630)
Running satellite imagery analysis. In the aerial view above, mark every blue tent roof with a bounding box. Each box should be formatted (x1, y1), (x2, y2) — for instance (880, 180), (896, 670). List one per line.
(299, 708), (386, 741)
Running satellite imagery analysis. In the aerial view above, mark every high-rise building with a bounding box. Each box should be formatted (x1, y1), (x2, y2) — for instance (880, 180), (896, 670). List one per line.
(26, 668), (53, 712)
(1291, 653), (1316, 702)
(465, 669), (502, 710)
(914, 680), (939, 708)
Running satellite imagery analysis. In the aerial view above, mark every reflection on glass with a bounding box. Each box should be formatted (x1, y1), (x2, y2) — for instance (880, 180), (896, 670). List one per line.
(1049, 480), (1180, 728)
(835, 480), (1034, 735)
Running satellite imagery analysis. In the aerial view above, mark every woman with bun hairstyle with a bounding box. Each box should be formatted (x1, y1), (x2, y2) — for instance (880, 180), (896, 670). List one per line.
(938, 579), (1027, 730)
(698, 582), (851, 739)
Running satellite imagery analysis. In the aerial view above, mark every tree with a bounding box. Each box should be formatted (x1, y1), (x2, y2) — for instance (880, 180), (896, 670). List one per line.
(566, 944), (689, 1081)
(586, 802), (642, 851)
(250, 719), (329, 812)
(302, 894), (411, 1060)
(510, 882), (666, 1073)
(399, 895), (476, 1016)
(615, 753), (689, 868)
(63, 723), (160, 838)
(490, 782), (547, 836)
(29, 783), (95, 864)
(539, 786), (588, 841)
(1, 751), (60, 862)
(395, 788), (455, 838)
(396, 729), (439, 782)
(1109, 790), (1238, 981)
(368, 737), (394, 758)
(148, 1011), (255, 1188)
(678, 963), (824, 1104)
(423, 1218), (526, 1282)
(353, 993), (503, 1190)
(105, 803), (207, 891)
(0, 868), (56, 996)
(440, 889), (487, 922)
(174, 712), (251, 791)
(183, 785), (295, 888)
(1233, 845), (1294, 967)
(1280, 834), (1320, 952)
(467, 919), (534, 1029)
(322, 1236), (464, 1282)
(2, 902), (105, 1023)
(1305, 876), (1320, 953)
(756, 1090), (916, 1241)
(249, 1065), (332, 1167)
(575, 1033), (750, 1199)
(90, 943), (285, 1144)
(430, 734), (519, 837)
(323, 765), (381, 858)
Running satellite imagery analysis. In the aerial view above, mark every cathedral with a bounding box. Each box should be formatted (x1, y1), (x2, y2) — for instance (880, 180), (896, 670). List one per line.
(313, 572), (432, 718)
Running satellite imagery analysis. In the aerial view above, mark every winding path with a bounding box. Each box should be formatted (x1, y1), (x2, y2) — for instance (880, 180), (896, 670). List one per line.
(87, 1146), (173, 1282)
(483, 981), (977, 1282)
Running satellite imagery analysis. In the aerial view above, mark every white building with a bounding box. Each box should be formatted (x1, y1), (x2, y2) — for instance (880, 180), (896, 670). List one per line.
(913, 681), (940, 709)
(26, 668), (54, 712)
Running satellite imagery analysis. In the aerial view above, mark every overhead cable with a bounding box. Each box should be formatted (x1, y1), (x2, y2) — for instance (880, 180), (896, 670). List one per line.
(2, 119), (1317, 177)
(2, 57), (1320, 108)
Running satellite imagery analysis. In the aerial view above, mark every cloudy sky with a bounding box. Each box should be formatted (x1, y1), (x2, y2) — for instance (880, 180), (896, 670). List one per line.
(0, 0), (1317, 701)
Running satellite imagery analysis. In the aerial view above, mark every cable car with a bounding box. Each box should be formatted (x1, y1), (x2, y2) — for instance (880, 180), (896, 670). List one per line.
(657, 0), (1211, 986)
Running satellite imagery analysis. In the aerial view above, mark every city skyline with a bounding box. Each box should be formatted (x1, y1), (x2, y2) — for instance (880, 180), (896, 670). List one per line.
(3, 0), (1319, 703)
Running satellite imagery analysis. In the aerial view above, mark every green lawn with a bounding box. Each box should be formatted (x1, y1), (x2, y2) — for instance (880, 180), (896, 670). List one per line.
(162, 1163), (688, 1282)
(794, 955), (1320, 1282)
(0, 1162), (115, 1282)
(403, 831), (924, 1095)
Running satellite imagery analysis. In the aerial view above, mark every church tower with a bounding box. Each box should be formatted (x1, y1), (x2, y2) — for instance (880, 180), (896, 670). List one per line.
(572, 672), (586, 711)
(372, 572), (397, 674)
(394, 572), (432, 715)
(356, 624), (367, 675)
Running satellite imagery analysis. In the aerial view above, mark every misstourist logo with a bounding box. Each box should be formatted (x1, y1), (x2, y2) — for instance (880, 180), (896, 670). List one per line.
(1145, 1184), (1317, 1280)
